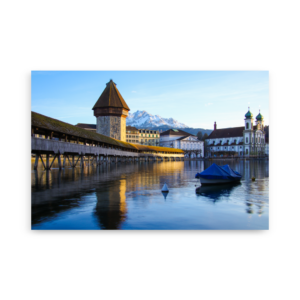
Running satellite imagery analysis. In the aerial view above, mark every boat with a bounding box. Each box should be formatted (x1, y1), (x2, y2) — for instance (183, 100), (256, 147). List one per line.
(195, 163), (242, 185)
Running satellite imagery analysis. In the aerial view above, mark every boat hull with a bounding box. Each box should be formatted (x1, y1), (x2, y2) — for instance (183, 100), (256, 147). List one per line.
(199, 177), (241, 185)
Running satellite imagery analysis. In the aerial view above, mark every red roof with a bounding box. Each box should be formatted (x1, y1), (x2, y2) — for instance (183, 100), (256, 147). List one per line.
(207, 125), (258, 139)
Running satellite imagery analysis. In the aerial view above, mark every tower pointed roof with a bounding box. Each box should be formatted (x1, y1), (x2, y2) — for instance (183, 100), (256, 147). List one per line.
(92, 80), (130, 110)
(245, 107), (253, 119)
(256, 110), (264, 121)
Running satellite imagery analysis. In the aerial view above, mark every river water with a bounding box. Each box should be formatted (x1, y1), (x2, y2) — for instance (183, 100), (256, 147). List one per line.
(31, 160), (269, 230)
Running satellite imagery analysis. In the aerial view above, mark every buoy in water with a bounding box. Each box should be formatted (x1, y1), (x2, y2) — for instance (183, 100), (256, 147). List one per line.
(162, 191), (168, 200)
(252, 177), (256, 181)
(162, 183), (169, 192)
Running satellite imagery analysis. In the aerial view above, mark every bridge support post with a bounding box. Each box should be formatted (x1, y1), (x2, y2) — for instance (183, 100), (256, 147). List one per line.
(57, 152), (62, 170)
(72, 155), (75, 168)
(63, 155), (67, 168)
(34, 154), (39, 170)
(80, 155), (85, 168)
(46, 154), (50, 170)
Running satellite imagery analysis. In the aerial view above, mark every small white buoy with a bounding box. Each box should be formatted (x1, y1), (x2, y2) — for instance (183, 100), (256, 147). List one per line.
(161, 183), (169, 192)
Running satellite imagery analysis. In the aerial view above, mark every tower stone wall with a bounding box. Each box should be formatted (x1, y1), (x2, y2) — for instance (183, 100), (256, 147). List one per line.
(96, 116), (126, 141)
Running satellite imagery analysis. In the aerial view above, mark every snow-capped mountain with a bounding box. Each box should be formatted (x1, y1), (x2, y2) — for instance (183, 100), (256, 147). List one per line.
(126, 110), (189, 128)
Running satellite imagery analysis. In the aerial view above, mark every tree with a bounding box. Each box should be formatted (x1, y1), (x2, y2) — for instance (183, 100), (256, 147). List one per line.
(204, 140), (209, 157)
(203, 133), (208, 140)
(197, 131), (203, 141)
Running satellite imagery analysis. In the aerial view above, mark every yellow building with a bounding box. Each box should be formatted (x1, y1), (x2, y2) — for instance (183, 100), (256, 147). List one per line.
(126, 126), (140, 144)
(139, 129), (160, 146)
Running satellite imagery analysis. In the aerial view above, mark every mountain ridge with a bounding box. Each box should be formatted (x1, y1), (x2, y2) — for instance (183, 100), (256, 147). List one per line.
(126, 110), (212, 136)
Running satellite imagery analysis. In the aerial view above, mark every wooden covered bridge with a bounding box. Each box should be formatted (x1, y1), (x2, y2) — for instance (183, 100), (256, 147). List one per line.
(31, 112), (184, 170)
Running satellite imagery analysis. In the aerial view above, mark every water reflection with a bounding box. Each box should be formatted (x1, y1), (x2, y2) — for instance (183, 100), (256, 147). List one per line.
(94, 180), (127, 230)
(31, 159), (269, 230)
(195, 183), (241, 202)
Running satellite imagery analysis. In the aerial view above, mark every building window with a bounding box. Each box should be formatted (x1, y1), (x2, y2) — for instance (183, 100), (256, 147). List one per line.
(246, 123), (249, 129)
(246, 137), (248, 143)
(246, 149), (249, 154)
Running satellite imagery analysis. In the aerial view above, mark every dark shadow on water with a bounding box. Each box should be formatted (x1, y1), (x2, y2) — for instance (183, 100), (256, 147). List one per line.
(195, 183), (241, 203)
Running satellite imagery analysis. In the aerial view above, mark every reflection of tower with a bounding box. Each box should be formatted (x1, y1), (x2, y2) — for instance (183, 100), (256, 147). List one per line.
(245, 201), (254, 214)
(94, 179), (127, 229)
(92, 80), (130, 142)
(256, 200), (265, 216)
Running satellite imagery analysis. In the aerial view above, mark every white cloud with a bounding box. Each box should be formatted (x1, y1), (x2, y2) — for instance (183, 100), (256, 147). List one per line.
(131, 90), (137, 93)
(205, 102), (213, 107)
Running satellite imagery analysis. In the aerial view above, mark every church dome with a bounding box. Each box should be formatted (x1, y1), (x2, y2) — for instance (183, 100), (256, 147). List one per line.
(245, 109), (253, 119)
(256, 111), (264, 121)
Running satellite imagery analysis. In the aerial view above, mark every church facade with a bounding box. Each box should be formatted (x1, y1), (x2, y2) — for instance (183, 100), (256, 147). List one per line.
(206, 109), (266, 157)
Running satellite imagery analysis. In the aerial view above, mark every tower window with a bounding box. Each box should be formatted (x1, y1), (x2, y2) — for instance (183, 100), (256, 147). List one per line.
(246, 137), (248, 143)
(246, 123), (249, 129)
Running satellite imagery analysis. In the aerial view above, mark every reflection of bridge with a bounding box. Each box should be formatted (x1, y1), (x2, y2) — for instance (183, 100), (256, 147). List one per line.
(32, 112), (184, 170)
(184, 150), (203, 158)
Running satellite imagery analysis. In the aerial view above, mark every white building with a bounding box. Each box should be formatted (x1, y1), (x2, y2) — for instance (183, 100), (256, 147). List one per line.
(160, 129), (204, 158)
(206, 109), (266, 157)
(265, 137), (269, 156)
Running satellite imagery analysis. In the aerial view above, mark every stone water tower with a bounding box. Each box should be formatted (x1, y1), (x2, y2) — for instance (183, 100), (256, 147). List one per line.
(92, 80), (130, 141)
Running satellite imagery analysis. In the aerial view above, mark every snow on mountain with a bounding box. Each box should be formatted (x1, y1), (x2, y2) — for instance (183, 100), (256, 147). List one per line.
(126, 110), (189, 128)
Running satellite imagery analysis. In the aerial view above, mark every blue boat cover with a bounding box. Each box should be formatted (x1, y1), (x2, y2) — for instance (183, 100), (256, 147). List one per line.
(220, 165), (242, 178)
(195, 163), (242, 180)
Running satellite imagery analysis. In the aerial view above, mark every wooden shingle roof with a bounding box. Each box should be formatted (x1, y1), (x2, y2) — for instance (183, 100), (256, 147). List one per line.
(92, 80), (130, 110)
(75, 123), (96, 130)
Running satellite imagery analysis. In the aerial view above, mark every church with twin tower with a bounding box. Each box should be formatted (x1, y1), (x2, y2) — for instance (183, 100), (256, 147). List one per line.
(92, 80), (130, 142)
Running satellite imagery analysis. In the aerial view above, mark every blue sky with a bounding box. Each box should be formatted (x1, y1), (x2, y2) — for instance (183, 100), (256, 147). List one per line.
(31, 71), (269, 129)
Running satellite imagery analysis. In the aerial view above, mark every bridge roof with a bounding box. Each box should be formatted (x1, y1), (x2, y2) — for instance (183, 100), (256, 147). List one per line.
(32, 112), (183, 154)
(129, 144), (183, 153)
(32, 111), (134, 149)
